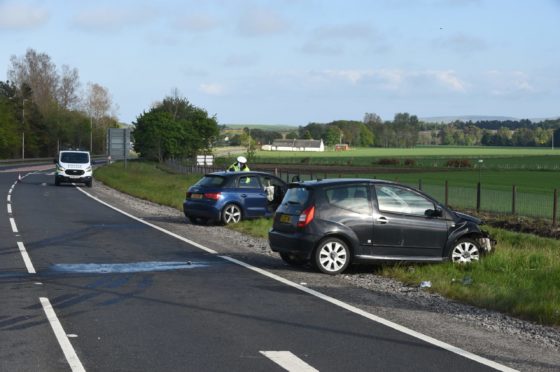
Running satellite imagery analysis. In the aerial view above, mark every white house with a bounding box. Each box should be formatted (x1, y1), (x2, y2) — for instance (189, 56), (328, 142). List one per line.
(262, 139), (325, 152)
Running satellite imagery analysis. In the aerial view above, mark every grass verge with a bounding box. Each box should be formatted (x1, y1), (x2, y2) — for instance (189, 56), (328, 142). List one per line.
(94, 161), (560, 326)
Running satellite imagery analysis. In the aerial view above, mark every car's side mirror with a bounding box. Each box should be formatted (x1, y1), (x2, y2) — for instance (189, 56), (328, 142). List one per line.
(291, 175), (301, 182)
(425, 208), (442, 218)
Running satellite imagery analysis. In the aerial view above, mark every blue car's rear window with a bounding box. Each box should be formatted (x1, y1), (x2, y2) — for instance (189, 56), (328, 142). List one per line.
(195, 175), (227, 187)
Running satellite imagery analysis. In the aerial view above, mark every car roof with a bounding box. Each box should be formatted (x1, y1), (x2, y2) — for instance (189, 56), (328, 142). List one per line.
(206, 171), (283, 178)
(289, 178), (398, 188)
(60, 150), (90, 154)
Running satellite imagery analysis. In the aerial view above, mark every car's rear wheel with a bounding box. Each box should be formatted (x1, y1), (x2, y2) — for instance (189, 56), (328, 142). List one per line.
(314, 237), (350, 275)
(222, 204), (242, 224)
(450, 238), (481, 264)
(279, 252), (307, 266)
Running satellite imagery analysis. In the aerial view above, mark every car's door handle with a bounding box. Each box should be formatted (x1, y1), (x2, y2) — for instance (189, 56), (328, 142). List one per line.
(241, 194), (247, 198)
(377, 216), (389, 224)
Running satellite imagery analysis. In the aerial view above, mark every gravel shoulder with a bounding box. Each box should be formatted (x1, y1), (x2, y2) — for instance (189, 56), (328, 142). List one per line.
(87, 181), (560, 372)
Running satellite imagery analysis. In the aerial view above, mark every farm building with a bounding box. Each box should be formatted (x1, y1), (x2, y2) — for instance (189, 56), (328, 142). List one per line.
(261, 139), (325, 152)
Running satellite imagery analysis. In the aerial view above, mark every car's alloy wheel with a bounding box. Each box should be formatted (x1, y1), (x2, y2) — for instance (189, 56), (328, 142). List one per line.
(450, 238), (481, 263)
(222, 204), (242, 224)
(314, 238), (350, 274)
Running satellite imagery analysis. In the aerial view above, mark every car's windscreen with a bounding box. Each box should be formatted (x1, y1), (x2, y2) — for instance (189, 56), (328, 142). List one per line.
(283, 187), (310, 205)
(194, 175), (227, 188)
(60, 153), (89, 164)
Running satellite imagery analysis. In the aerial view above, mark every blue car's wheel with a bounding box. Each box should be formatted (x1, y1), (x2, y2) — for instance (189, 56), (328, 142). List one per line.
(222, 204), (242, 224)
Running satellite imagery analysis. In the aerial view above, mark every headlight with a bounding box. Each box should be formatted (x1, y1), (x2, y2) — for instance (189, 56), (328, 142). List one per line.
(85, 166), (92, 172)
(56, 164), (65, 172)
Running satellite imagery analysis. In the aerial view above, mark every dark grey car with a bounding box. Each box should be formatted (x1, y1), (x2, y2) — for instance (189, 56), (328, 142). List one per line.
(268, 178), (495, 274)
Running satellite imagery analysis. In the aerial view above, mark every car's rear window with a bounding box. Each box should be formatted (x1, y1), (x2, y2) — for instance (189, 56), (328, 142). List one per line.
(283, 187), (310, 205)
(194, 175), (227, 188)
(60, 152), (89, 163)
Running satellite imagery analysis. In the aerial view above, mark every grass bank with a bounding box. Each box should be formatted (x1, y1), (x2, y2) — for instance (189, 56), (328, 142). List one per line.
(94, 161), (560, 327)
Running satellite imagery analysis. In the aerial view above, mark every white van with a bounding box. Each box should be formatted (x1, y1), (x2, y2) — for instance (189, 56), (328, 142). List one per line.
(54, 150), (93, 187)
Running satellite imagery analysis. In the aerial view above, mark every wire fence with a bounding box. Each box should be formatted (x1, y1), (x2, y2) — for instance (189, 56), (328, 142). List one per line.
(165, 159), (559, 224)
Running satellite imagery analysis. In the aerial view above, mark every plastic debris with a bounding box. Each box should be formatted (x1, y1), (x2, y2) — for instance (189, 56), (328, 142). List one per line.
(420, 281), (432, 288)
(462, 276), (473, 286)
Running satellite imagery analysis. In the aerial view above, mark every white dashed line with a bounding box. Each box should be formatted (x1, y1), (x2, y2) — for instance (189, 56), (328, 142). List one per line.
(78, 187), (517, 372)
(9, 217), (18, 233)
(260, 351), (318, 372)
(7, 203), (12, 214)
(17, 242), (36, 274)
(40, 297), (86, 372)
(7, 194), (11, 202)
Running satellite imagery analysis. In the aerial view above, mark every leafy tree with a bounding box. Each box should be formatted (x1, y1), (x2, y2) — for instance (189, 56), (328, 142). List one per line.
(285, 131), (298, 139)
(325, 126), (342, 146)
(133, 95), (218, 162)
(303, 130), (313, 139)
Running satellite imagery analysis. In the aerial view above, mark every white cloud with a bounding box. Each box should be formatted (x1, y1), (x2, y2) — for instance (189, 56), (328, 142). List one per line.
(237, 8), (289, 36)
(174, 14), (220, 32)
(429, 70), (467, 92)
(485, 70), (536, 96)
(301, 23), (381, 56)
(0, 2), (49, 30)
(199, 83), (226, 95)
(71, 6), (155, 32)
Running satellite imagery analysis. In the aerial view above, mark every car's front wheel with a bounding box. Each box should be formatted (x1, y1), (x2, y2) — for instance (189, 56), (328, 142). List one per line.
(222, 204), (242, 224)
(314, 237), (350, 275)
(450, 238), (481, 264)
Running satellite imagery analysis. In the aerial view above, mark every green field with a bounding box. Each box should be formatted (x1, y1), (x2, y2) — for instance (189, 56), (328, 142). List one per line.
(249, 146), (560, 170)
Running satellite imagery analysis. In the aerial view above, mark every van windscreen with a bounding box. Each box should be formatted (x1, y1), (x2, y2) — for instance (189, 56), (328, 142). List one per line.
(60, 153), (89, 163)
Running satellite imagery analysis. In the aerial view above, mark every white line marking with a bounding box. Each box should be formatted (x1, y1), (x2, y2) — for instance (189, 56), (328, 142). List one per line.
(9, 217), (18, 233)
(78, 188), (516, 372)
(40, 297), (86, 372)
(7, 194), (11, 202)
(17, 242), (36, 274)
(7, 203), (12, 214)
(260, 351), (318, 372)
(76, 188), (217, 254)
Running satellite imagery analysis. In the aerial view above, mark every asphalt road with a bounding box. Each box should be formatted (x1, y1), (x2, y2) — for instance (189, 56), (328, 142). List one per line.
(1, 169), (511, 371)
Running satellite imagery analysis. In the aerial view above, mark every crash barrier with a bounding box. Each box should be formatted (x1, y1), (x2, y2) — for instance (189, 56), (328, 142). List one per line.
(165, 158), (559, 225)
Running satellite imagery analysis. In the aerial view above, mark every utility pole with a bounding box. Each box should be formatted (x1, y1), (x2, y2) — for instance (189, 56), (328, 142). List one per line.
(22, 98), (26, 159)
(90, 116), (93, 154)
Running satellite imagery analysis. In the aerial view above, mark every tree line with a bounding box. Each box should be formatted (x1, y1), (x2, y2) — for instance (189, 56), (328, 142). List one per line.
(233, 113), (560, 149)
(0, 48), (118, 158)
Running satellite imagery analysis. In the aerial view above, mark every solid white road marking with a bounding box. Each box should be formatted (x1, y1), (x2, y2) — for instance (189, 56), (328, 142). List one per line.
(77, 188), (517, 372)
(9, 217), (18, 233)
(17, 242), (36, 274)
(7, 203), (12, 214)
(260, 351), (318, 372)
(40, 297), (86, 372)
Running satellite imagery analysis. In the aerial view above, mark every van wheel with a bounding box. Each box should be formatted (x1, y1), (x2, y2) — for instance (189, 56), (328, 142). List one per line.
(222, 204), (242, 224)
(314, 237), (350, 275)
(86, 180), (93, 188)
(279, 252), (307, 266)
(450, 238), (481, 264)
(55, 177), (60, 186)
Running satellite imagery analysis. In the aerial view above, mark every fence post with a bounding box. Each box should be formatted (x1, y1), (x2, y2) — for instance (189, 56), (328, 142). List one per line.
(476, 182), (481, 212)
(418, 179), (422, 191)
(553, 189), (558, 226)
(444, 180), (448, 206)
(512, 185), (516, 215)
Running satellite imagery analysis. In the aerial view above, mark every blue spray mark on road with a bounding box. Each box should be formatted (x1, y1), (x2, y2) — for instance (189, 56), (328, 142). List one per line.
(50, 261), (208, 274)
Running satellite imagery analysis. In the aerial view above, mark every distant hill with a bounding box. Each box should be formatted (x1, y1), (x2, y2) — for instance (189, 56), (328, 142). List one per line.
(224, 124), (299, 131)
(421, 115), (560, 123)
(420, 115), (519, 124)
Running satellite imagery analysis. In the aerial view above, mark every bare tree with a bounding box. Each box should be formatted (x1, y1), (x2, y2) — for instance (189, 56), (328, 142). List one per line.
(85, 82), (112, 125)
(8, 48), (59, 114)
(57, 65), (80, 110)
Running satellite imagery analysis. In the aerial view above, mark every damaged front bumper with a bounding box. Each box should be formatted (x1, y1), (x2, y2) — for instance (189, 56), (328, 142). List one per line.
(478, 230), (496, 253)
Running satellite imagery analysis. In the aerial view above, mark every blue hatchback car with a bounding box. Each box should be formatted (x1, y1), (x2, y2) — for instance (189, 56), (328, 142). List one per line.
(183, 171), (287, 225)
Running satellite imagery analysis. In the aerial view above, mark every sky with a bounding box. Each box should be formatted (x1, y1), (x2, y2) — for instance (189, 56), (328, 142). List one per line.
(1, 0), (559, 125)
